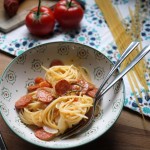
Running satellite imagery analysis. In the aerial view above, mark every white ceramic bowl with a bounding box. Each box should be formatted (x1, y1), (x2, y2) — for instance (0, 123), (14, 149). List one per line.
(0, 42), (124, 149)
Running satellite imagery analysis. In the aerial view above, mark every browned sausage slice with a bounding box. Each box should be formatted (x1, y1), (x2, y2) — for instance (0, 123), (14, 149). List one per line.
(71, 80), (89, 95)
(50, 59), (64, 67)
(27, 80), (52, 92)
(55, 80), (71, 96)
(34, 76), (44, 84)
(34, 128), (55, 141)
(87, 88), (98, 98)
(76, 80), (89, 95)
(39, 81), (52, 88)
(15, 94), (32, 109)
(4, 0), (20, 17)
(36, 89), (55, 103)
(27, 84), (40, 92)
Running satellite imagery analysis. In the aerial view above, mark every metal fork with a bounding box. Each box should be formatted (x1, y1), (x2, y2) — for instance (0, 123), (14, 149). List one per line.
(0, 132), (7, 150)
(60, 41), (139, 139)
(61, 44), (150, 139)
(95, 41), (139, 98)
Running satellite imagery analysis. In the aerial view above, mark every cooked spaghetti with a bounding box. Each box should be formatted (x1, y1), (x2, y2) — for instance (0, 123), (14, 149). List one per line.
(15, 60), (97, 141)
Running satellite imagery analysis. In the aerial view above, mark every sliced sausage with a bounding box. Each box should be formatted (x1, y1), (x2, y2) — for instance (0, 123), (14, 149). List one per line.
(50, 59), (64, 67)
(36, 89), (55, 103)
(55, 79), (71, 96)
(27, 84), (40, 92)
(4, 0), (20, 17)
(27, 80), (52, 92)
(15, 94), (32, 109)
(34, 128), (55, 141)
(88, 83), (95, 91)
(71, 84), (81, 91)
(39, 81), (52, 88)
(87, 88), (98, 98)
(76, 80), (89, 95)
(34, 76), (44, 84)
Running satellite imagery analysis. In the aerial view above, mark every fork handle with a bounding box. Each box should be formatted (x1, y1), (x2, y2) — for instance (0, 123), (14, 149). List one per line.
(96, 45), (150, 101)
(95, 41), (139, 98)
(0, 133), (7, 150)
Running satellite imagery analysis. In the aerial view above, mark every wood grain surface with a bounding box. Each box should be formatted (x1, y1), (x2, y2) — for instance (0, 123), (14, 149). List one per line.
(0, 52), (150, 150)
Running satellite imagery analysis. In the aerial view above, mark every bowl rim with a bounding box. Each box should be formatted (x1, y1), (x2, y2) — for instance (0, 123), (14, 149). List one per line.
(0, 41), (125, 149)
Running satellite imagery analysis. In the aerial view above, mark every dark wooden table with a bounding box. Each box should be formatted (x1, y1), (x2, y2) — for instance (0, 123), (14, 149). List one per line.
(0, 51), (150, 150)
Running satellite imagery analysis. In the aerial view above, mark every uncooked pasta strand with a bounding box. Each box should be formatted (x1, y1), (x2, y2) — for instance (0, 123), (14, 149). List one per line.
(95, 0), (148, 91)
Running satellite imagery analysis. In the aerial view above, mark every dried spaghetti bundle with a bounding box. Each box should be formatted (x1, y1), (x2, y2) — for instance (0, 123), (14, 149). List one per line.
(95, 0), (149, 94)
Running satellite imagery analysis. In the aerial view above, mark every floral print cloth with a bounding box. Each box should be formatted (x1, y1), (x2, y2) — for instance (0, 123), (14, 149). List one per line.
(0, 0), (150, 116)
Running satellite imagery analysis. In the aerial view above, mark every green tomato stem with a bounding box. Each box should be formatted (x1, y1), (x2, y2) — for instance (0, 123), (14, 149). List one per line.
(66, 0), (73, 9)
(68, 0), (73, 7)
(37, 0), (41, 17)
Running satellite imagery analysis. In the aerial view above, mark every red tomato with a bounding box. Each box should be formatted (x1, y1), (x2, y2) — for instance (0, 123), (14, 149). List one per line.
(25, 6), (55, 36)
(54, 0), (84, 29)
